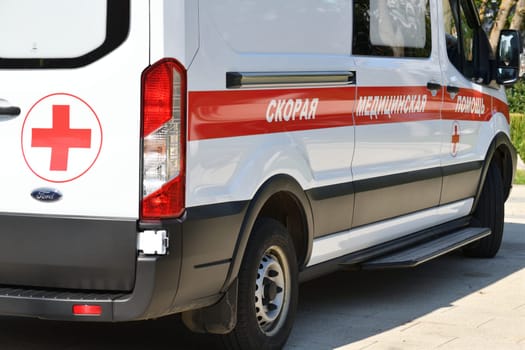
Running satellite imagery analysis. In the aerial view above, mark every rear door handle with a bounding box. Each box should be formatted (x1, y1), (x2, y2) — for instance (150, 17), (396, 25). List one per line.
(0, 106), (21, 118)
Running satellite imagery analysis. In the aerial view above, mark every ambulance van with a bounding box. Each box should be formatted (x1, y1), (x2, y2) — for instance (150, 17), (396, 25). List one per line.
(0, 0), (521, 349)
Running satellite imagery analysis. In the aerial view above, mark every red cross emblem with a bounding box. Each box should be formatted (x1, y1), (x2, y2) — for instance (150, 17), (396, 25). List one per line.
(22, 93), (103, 183)
(451, 121), (460, 157)
(32, 105), (92, 171)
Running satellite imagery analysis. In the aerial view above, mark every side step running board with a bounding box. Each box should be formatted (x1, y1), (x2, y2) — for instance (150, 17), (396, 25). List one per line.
(358, 227), (491, 270)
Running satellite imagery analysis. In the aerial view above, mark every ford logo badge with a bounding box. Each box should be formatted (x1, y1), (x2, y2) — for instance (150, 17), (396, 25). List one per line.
(31, 188), (62, 202)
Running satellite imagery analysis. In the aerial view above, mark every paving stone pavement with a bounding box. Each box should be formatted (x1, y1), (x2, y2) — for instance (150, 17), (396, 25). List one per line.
(286, 185), (525, 350)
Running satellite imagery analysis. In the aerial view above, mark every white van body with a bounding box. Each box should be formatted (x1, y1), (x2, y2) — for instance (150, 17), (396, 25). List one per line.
(0, 0), (519, 348)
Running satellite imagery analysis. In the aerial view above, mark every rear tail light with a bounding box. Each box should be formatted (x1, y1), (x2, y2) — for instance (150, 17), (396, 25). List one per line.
(141, 58), (186, 220)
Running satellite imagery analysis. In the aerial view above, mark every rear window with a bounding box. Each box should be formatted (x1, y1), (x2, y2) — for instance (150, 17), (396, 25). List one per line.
(0, 0), (129, 68)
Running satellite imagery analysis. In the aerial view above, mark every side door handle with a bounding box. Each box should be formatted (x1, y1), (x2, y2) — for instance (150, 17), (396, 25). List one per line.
(426, 82), (442, 97)
(0, 106), (21, 118)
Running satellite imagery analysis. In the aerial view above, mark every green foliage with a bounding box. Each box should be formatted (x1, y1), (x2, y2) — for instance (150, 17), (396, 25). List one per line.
(507, 80), (525, 114)
(510, 113), (525, 165)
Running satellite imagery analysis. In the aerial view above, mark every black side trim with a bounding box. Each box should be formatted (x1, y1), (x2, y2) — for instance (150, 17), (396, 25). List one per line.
(0, 0), (130, 69)
(354, 167), (441, 193)
(185, 201), (249, 220)
(307, 162), (483, 202)
(442, 160), (483, 176)
(307, 181), (354, 201)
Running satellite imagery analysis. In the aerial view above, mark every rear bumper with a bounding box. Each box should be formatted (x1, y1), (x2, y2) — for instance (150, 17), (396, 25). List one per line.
(0, 213), (183, 321)
(0, 256), (168, 322)
(0, 202), (247, 321)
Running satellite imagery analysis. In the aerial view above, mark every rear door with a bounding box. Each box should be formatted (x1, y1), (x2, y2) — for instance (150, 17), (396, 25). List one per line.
(0, 0), (149, 219)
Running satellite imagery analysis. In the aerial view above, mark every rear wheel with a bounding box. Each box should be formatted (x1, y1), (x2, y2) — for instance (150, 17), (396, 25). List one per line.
(225, 218), (298, 350)
(463, 163), (505, 258)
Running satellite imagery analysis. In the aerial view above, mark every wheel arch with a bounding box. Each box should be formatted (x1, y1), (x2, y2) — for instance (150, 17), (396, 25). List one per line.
(221, 174), (314, 292)
(471, 132), (517, 214)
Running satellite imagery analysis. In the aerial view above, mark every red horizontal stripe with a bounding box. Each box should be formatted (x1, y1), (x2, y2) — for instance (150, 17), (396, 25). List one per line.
(188, 87), (355, 141)
(188, 86), (508, 141)
(353, 86), (441, 125)
(442, 88), (492, 121)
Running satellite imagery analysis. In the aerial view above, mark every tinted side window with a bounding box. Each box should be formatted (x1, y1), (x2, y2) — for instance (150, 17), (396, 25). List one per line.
(459, 4), (476, 78)
(443, 0), (461, 71)
(443, 0), (481, 80)
(353, 0), (432, 58)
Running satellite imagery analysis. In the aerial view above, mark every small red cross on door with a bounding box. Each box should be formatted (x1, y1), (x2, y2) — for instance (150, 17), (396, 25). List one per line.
(31, 105), (92, 171)
(451, 122), (460, 157)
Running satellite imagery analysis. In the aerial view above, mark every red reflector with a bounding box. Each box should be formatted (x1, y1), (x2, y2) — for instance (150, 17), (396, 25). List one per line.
(73, 304), (102, 316)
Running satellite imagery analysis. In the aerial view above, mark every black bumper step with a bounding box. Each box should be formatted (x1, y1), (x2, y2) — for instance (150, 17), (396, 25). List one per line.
(0, 286), (126, 301)
(359, 227), (491, 270)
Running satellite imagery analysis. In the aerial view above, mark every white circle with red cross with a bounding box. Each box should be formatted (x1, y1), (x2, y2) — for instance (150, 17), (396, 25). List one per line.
(21, 93), (103, 183)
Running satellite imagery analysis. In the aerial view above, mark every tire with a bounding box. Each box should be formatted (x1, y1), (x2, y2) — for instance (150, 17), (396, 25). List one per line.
(463, 163), (505, 258)
(224, 218), (298, 350)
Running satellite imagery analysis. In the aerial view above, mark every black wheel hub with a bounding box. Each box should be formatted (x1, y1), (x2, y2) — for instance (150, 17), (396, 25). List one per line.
(264, 277), (278, 303)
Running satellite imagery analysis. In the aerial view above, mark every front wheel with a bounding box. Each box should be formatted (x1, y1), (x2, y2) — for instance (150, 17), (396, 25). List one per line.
(463, 163), (505, 258)
(224, 218), (298, 350)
